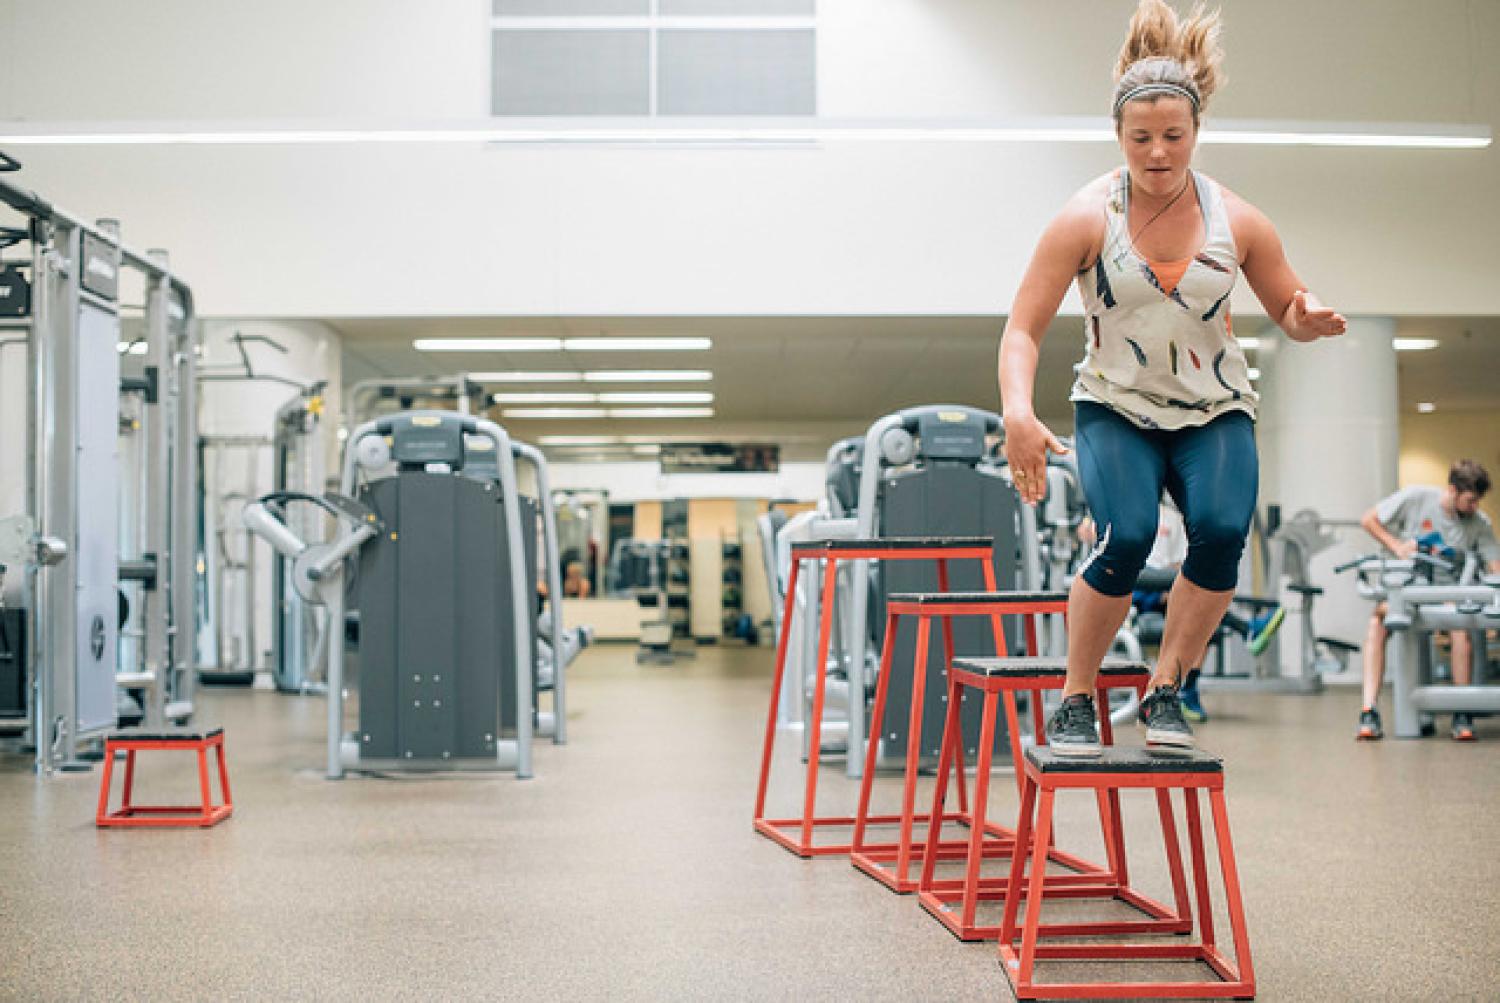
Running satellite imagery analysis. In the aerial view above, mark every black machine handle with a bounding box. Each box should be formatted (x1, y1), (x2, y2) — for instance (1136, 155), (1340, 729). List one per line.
(1333, 550), (1455, 576)
(0, 150), (20, 173)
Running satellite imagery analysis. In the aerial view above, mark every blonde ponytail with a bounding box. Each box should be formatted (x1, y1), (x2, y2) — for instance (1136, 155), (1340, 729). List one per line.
(1112, 0), (1224, 124)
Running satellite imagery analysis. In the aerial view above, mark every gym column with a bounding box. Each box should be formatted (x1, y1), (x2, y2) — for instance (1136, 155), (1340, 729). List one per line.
(1255, 315), (1398, 677)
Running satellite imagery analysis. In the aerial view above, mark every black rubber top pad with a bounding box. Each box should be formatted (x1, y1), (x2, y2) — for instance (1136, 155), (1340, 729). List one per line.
(1027, 745), (1222, 773)
(790, 536), (993, 552)
(952, 656), (1150, 677)
(889, 591), (1067, 605)
(108, 726), (224, 742)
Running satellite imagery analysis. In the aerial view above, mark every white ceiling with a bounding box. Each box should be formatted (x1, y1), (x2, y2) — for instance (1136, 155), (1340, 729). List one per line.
(332, 313), (1500, 458)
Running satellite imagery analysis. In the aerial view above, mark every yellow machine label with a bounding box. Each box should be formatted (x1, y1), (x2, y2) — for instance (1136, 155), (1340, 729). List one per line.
(411, 416), (441, 427)
(938, 411), (967, 423)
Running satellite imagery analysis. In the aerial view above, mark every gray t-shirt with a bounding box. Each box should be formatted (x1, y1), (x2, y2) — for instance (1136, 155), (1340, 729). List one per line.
(1374, 486), (1500, 566)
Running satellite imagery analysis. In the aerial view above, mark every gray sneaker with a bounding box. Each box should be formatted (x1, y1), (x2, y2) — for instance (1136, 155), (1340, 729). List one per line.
(1047, 693), (1102, 757)
(1139, 684), (1195, 748)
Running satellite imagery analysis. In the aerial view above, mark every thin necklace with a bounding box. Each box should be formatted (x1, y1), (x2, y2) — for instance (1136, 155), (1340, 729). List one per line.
(1130, 172), (1191, 245)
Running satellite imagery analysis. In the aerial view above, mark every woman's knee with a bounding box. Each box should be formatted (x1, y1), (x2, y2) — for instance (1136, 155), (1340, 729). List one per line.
(1081, 520), (1155, 596)
(1180, 515), (1247, 592)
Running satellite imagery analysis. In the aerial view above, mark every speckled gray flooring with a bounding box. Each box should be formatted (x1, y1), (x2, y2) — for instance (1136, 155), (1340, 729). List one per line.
(3, 644), (1499, 1002)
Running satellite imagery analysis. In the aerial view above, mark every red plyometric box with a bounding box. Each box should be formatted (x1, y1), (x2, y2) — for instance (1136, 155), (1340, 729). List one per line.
(753, 538), (997, 858)
(96, 727), (233, 829)
(998, 745), (1255, 1000)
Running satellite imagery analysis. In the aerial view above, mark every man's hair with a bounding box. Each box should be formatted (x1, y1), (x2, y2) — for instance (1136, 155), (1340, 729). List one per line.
(1449, 459), (1491, 497)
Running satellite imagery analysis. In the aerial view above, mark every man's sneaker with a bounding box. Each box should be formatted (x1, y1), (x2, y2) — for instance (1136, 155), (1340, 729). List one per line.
(1451, 713), (1476, 742)
(1138, 684), (1195, 747)
(1356, 707), (1383, 741)
(1046, 693), (1102, 758)
(1180, 685), (1208, 723)
(1247, 606), (1286, 657)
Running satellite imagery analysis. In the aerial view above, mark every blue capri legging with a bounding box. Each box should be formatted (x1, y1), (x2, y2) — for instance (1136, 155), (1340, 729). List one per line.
(1075, 401), (1258, 597)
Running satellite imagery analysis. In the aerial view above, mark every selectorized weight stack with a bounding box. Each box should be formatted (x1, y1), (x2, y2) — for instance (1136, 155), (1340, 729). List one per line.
(350, 414), (537, 773)
(245, 410), (544, 779)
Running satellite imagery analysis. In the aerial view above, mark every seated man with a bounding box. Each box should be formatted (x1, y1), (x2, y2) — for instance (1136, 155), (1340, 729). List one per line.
(1357, 459), (1500, 741)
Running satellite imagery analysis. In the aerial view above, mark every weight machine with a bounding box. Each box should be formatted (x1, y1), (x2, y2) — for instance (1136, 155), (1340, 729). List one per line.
(0, 155), (199, 773)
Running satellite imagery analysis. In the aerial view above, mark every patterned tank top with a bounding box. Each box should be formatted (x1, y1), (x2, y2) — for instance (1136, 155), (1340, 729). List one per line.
(1070, 168), (1258, 430)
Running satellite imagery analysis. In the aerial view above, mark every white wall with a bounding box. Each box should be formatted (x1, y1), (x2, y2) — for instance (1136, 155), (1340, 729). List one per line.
(0, 0), (1495, 319)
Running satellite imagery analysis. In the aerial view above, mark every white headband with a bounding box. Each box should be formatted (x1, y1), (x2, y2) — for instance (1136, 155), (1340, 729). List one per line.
(1114, 82), (1200, 115)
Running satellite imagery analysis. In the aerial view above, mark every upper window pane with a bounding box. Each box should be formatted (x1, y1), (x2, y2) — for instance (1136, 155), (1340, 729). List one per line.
(657, 29), (815, 115)
(492, 31), (650, 115)
(659, 0), (815, 13)
(495, 1), (649, 14)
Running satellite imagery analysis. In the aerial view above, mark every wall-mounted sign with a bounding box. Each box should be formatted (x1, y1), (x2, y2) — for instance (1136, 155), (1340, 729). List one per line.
(659, 442), (779, 474)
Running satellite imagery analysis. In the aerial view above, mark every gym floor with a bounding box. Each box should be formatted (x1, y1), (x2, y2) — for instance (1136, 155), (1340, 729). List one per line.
(3, 643), (1498, 1001)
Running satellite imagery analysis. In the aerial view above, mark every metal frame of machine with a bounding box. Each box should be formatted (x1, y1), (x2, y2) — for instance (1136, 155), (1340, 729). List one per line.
(245, 410), (571, 778)
(0, 159), (199, 774)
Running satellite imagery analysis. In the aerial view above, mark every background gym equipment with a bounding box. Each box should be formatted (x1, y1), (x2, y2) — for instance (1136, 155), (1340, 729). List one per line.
(844, 404), (1042, 779)
(0, 160), (200, 774)
(245, 410), (577, 778)
(762, 405), (1044, 781)
(1338, 551), (1500, 738)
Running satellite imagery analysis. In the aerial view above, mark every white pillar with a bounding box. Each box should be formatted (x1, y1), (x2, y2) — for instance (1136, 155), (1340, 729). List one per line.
(197, 319), (343, 678)
(1256, 316), (1398, 677)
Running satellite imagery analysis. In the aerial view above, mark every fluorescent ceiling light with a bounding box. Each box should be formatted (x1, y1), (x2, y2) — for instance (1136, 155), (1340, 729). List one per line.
(1416, 402), (1437, 413)
(492, 392), (596, 404)
(607, 408), (714, 419)
(494, 391), (713, 404)
(413, 336), (711, 353)
(1394, 337), (1439, 351)
(504, 406), (712, 419)
(415, 338), (562, 352)
(596, 391), (713, 404)
(473, 369), (714, 383)
(633, 445), (663, 456)
(565, 337), (711, 351)
(502, 407), (607, 418)
(582, 370), (712, 382)
(469, 371), (583, 382)
(1235, 336), (1261, 351)
(539, 435), (622, 445)
(2, 118), (1488, 149)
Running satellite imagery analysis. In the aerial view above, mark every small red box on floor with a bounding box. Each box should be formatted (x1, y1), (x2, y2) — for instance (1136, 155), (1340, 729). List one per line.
(96, 727), (233, 829)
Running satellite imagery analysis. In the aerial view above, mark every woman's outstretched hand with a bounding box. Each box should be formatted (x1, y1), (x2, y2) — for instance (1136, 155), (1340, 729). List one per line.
(1003, 413), (1069, 506)
(1288, 290), (1347, 341)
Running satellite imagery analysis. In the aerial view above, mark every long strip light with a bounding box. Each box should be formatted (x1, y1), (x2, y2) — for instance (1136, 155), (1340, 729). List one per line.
(583, 370), (712, 382)
(466, 369), (713, 382)
(1, 118), (1489, 149)
(504, 406), (713, 419)
(1239, 335), (1440, 352)
(598, 391), (712, 404)
(415, 336), (711, 352)
(565, 337), (712, 351)
(415, 338), (560, 352)
(538, 433), (718, 444)
(492, 391), (712, 404)
(467, 371), (583, 382)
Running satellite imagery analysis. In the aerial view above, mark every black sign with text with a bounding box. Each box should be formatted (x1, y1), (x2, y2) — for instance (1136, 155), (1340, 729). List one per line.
(659, 443), (779, 474)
